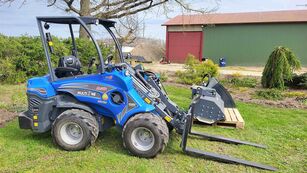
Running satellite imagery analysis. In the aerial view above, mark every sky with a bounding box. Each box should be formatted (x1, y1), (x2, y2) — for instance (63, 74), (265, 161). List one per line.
(0, 0), (306, 40)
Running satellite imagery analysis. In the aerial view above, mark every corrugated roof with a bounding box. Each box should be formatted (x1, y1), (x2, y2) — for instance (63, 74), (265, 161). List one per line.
(163, 10), (307, 26)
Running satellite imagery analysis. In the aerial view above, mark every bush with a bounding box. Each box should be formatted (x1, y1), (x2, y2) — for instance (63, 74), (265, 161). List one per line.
(261, 46), (301, 89)
(0, 35), (67, 83)
(0, 35), (109, 84)
(176, 54), (219, 85)
(0, 57), (27, 84)
(254, 89), (283, 100)
(231, 72), (242, 78)
(159, 72), (168, 82)
(228, 77), (257, 88)
(285, 73), (307, 89)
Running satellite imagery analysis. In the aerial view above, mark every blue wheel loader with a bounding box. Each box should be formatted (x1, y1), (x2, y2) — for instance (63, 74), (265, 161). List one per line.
(18, 16), (276, 171)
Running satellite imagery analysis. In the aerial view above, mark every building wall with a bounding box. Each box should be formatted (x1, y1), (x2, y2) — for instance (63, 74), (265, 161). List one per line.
(166, 31), (203, 63)
(203, 23), (307, 66)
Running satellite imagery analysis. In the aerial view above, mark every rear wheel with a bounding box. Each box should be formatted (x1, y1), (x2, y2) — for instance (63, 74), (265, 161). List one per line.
(122, 113), (169, 158)
(51, 109), (99, 151)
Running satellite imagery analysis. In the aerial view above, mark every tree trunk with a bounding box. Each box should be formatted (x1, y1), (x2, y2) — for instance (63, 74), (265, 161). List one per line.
(79, 0), (91, 39)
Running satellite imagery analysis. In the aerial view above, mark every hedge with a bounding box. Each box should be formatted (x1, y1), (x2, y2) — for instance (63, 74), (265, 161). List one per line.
(0, 34), (110, 84)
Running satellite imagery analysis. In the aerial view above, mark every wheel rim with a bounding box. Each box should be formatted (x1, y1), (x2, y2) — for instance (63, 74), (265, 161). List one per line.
(131, 127), (155, 151)
(60, 122), (84, 145)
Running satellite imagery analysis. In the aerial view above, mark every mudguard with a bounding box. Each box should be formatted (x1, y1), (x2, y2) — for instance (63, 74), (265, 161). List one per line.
(55, 94), (95, 115)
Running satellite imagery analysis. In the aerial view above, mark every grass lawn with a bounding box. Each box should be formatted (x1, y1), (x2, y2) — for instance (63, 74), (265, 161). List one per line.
(0, 85), (306, 172)
(0, 84), (27, 112)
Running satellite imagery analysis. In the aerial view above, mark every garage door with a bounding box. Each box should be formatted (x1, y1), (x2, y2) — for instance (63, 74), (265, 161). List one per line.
(166, 31), (203, 63)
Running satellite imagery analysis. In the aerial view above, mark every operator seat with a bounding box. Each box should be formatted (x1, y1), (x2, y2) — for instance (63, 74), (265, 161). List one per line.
(55, 55), (83, 78)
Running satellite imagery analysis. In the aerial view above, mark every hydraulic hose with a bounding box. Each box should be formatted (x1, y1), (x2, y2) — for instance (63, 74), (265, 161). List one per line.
(135, 69), (152, 89)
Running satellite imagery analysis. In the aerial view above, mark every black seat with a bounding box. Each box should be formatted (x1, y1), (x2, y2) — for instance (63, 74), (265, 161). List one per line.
(55, 55), (82, 78)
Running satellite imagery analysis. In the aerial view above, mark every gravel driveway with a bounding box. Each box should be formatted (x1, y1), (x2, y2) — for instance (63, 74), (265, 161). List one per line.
(144, 63), (307, 77)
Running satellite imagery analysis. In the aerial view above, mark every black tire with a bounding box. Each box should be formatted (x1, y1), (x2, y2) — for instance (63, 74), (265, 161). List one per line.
(51, 109), (99, 151)
(122, 113), (169, 158)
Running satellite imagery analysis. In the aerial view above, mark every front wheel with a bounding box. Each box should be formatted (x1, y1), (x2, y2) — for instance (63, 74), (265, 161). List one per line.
(51, 109), (99, 151)
(122, 113), (169, 158)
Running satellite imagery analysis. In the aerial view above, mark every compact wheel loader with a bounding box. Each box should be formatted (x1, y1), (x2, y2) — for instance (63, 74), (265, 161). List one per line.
(18, 16), (276, 171)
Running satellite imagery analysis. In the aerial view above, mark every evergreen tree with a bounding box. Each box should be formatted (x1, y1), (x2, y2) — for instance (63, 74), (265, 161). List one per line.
(261, 46), (301, 89)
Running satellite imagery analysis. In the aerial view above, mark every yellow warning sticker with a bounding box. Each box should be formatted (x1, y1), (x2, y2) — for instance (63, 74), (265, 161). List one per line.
(144, 97), (151, 104)
(164, 116), (172, 122)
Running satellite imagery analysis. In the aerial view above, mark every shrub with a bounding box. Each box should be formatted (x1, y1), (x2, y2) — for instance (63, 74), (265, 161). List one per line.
(254, 89), (283, 100)
(285, 73), (307, 89)
(228, 77), (257, 88)
(0, 57), (27, 84)
(0, 34), (23, 58)
(231, 72), (242, 78)
(183, 54), (200, 70)
(159, 72), (168, 82)
(261, 46), (301, 89)
(176, 54), (219, 85)
(0, 36), (68, 83)
(0, 35), (109, 84)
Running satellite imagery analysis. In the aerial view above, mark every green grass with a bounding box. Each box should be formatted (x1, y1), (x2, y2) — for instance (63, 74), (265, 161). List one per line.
(0, 84), (27, 112)
(0, 85), (306, 172)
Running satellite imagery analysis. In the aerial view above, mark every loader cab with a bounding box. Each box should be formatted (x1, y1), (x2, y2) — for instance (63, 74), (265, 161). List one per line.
(36, 16), (124, 81)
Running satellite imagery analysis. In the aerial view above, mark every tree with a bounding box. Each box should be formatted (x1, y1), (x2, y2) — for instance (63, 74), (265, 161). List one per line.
(114, 14), (144, 44)
(50, 0), (219, 39)
(261, 46), (301, 89)
(0, 0), (220, 40)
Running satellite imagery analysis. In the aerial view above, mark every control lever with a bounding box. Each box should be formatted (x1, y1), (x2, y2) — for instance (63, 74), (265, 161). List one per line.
(87, 57), (96, 74)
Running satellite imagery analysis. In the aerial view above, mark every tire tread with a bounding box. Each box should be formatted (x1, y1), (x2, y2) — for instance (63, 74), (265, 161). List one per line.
(51, 109), (99, 150)
(122, 113), (169, 156)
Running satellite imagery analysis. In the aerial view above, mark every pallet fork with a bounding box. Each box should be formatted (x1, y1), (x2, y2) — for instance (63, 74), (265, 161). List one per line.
(181, 113), (277, 171)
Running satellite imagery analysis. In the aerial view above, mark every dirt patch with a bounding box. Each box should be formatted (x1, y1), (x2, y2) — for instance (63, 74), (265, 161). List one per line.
(229, 87), (307, 109)
(144, 63), (183, 73)
(0, 109), (17, 128)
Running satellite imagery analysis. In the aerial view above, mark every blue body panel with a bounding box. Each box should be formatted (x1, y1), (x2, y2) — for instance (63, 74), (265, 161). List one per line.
(27, 69), (155, 127)
(27, 75), (56, 98)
